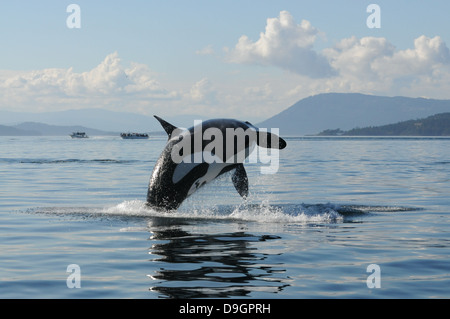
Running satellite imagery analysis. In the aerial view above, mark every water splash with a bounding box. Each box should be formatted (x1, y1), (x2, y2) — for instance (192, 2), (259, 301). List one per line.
(28, 200), (418, 224)
(100, 200), (344, 223)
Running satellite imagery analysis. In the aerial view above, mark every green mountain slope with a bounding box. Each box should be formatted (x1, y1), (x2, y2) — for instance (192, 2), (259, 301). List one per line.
(317, 113), (450, 136)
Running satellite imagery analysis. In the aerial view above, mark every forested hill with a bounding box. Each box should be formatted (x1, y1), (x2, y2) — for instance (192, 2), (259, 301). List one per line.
(317, 113), (450, 136)
(259, 93), (450, 135)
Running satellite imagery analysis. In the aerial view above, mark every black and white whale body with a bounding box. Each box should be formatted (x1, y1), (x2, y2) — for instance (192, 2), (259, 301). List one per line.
(146, 116), (287, 210)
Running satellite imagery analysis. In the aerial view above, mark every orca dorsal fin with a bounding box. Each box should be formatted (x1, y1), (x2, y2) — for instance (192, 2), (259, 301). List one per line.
(154, 115), (178, 138)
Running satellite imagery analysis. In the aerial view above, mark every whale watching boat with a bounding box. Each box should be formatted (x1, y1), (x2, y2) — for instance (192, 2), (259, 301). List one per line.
(120, 132), (149, 139)
(70, 132), (88, 138)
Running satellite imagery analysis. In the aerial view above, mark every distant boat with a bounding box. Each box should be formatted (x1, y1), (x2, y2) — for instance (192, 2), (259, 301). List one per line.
(70, 132), (88, 138)
(120, 132), (149, 139)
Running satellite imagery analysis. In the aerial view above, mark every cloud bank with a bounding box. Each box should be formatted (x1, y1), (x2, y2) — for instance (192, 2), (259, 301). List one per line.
(1, 10), (450, 119)
(0, 53), (225, 115)
(0, 52), (177, 104)
(324, 34), (450, 81)
(228, 11), (450, 79)
(227, 11), (450, 97)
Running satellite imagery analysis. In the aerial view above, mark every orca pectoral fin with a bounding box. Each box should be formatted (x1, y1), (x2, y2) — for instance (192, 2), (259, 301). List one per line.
(232, 164), (249, 198)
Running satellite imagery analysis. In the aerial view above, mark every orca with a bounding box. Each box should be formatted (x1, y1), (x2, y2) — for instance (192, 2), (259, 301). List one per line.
(146, 116), (287, 210)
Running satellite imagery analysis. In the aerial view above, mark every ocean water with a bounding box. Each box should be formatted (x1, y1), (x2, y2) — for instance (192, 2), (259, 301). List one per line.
(0, 135), (449, 299)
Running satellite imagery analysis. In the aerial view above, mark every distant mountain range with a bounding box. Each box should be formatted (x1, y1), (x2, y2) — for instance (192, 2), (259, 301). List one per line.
(0, 108), (204, 133)
(259, 93), (450, 135)
(0, 124), (38, 136)
(1, 93), (450, 136)
(0, 122), (117, 136)
(317, 113), (450, 136)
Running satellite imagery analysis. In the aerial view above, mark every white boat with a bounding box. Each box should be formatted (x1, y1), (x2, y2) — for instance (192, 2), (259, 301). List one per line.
(120, 132), (149, 139)
(70, 132), (88, 138)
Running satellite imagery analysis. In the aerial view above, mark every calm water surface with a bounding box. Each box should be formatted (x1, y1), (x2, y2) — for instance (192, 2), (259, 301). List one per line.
(0, 136), (449, 298)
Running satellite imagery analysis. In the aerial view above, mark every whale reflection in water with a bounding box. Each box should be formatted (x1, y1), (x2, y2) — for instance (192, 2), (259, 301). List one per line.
(146, 220), (289, 298)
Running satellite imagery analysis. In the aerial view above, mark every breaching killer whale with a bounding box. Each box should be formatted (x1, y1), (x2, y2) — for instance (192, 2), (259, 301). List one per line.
(146, 116), (287, 210)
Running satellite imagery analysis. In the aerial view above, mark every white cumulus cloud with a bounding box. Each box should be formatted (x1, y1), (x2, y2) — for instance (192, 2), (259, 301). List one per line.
(372, 35), (450, 77)
(188, 78), (217, 105)
(226, 10), (450, 100)
(227, 10), (335, 78)
(196, 45), (215, 56)
(0, 52), (179, 112)
(320, 34), (450, 95)
(323, 36), (395, 80)
(324, 35), (450, 80)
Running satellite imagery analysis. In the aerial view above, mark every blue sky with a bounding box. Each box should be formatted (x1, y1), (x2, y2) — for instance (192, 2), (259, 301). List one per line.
(1, 1), (450, 121)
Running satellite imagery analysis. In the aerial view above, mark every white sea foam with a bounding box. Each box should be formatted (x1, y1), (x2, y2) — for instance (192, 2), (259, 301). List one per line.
(31, 200), (415, 226)
(229, 202), (343, 223)
(99, 199), (344, 224)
